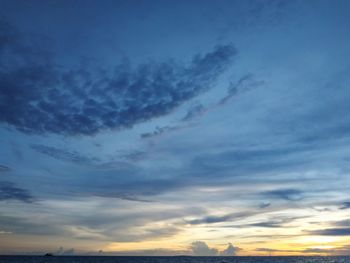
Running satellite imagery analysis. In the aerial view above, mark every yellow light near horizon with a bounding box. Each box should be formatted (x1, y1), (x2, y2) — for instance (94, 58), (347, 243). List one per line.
(296, 235), (341, 244)
(105, 241), (186, 252)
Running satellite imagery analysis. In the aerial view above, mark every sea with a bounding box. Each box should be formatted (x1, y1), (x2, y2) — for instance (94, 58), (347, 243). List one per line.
(1, 256), (350, 263)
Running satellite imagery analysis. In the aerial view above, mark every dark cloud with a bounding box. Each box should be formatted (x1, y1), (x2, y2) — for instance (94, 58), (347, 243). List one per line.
(307, 228), (350, 236)
(248, 216), (300, 228)
(186, 211), (256, 225)
(333, 219), (350, 227)
(140, 125), (182, 139)
(215, 215), (305, 230)
(141, 74), (264, 139)
(0, 181), (33, 203)
(182, 103), (206, 121)
(340, 201), (350, 209)
(31, 144), (98, 164)
(219, 74), (264, 105)
(258, 202), (270, 208)
(0, 165), (10, 172)
(249, 221), (284, 228)
(187, 214), (233, 225)
(89, 192), (153, 203)
(264, 189), (303, 201)
(0, 19), (236, 136)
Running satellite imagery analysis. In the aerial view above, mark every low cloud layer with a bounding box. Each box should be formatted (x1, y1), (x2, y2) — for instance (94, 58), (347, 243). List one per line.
(191, 241), (218, 256)
(191, 241), (239, 256)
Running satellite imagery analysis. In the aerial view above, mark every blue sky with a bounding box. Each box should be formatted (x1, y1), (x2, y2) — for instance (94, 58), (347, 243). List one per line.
(1, 0), (350, 256)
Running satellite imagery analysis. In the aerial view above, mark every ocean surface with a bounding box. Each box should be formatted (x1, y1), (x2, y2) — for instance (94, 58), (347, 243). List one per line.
(1, 256), (350, 263)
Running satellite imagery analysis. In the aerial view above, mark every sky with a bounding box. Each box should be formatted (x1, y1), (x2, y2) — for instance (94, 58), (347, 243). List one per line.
(1, 0), (350, 256)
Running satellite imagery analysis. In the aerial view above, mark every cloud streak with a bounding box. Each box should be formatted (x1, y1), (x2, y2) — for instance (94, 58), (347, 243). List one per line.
(0, 181), (33, 203)
(0, 165), (10, 173)
(31, 144), (98, 165)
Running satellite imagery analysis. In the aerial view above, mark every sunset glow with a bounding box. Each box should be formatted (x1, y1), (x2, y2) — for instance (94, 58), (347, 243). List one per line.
(1, 0), (350, 257)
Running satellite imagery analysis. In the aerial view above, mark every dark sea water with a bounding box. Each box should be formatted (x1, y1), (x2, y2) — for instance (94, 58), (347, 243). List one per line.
(1, 256), (350, 263)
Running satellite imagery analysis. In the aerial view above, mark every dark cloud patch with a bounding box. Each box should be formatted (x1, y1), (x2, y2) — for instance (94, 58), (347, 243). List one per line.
(216, 215), (305, 229)
(0, 165), (10, 172)
(140, 125), (181, 139)
(187, 214), (233, 225)
(307, 228), (350, 236)
(181, 74), (263, 123)
(141, 74), (264, 139)
(219, 74), (264, 105)
(31, 144), (98, 165)
(333, 219), (350, 227)
(186, 211), (256, 225)
(0, 181), (33, 203)
(89, 192), (153, 203)
(0, 19), (236, 136)
(258, 202), (270, 208)
(248, 216), (301, 228)
(264, 189), (303, 201)
(140, 74), (264, 139)
(182, 103), (206, 121)
(340, 201), (350, 209)
(249, 221), (284, 228)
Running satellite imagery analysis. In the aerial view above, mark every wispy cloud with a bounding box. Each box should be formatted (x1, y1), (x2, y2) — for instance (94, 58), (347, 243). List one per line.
(307, 228), (350, 236)
(31, 144), (99, 165)
(0, 165), (10, 173)
(0, 181), (33, 203)
(340, 201), (350, 209)
(263, 189), (303, 201)
(219, 74), (264, 105)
